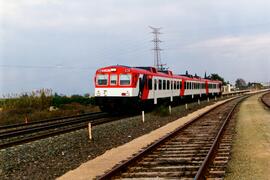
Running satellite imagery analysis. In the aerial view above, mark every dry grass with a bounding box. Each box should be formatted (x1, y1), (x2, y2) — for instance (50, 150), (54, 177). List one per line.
(0, 89), (99, 126)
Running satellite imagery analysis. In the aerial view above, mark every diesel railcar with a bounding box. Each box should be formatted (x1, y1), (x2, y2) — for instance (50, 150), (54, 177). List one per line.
(94, 65), (222, 112)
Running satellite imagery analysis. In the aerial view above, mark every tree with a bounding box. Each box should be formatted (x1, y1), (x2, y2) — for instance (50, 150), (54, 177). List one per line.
(235, 78), (247, 89)
(209, 73), (226, 85)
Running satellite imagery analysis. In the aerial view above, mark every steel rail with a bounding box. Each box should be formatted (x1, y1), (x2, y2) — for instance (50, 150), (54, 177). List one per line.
(0, 115), (125, 149)
(194, 95), (248, 179)
(0, 113), (108, 139)
(96, 95), (246, 180)
(0, 112), (103, 130)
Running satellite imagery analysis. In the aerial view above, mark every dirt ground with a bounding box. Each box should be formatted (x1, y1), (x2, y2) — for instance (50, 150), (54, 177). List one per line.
(225, 94), (270, 180)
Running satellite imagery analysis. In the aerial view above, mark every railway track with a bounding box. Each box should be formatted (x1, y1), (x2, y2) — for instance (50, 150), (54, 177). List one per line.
(0, 112), (124, 149)
(97, 96), (247, 179)
(261, 91), (270, 108)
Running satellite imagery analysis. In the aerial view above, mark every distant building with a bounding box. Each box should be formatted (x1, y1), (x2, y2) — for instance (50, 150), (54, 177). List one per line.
(262, 82), (270, 87)
(222, 84), (233, 93)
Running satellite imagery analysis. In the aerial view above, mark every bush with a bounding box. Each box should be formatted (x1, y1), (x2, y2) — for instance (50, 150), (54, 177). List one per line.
(1, 89), (53, 111)
(52, 94), (95, 107)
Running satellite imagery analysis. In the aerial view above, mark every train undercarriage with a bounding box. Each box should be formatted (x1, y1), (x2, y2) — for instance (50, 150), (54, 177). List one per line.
(95, 93), (221, 114)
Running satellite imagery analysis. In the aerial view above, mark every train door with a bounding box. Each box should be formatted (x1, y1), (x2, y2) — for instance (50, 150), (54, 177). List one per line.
(138, 74), (147, 99)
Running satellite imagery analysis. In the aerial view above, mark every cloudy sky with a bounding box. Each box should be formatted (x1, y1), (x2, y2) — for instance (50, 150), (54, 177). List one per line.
(1, 0), (270, 96)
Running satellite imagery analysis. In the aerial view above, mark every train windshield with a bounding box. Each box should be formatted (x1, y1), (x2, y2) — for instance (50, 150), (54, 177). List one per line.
(96, 74), (108, 85)
(110, 74), (117, 85)
(120, 74), (131, 85)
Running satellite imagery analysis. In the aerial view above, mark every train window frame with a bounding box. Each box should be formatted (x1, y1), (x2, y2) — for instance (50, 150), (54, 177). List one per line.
(119, 74), (132, 86)
(96, 74), (109, 86)
(110, 74), (117, 86)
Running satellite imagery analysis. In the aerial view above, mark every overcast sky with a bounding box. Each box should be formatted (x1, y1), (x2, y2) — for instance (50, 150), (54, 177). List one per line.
(1, 0), (270, 96)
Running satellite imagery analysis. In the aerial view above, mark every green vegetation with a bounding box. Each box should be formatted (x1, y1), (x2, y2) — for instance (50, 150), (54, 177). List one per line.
(0, 89), (98, 126)
(209, 73), (227, 85)
(52, 93), (95, 107)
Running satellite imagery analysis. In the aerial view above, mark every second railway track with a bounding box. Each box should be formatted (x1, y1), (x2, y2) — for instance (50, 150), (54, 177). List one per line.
(97, 95), (247, 179)
(0, 112), (126, 149)
(261, 91), (270, 108)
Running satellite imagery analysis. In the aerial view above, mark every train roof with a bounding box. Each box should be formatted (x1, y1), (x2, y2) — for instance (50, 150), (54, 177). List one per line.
(96, 65), (221, 83)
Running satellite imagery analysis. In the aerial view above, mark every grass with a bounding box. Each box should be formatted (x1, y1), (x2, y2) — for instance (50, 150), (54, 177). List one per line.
(0, 89), (99, 126)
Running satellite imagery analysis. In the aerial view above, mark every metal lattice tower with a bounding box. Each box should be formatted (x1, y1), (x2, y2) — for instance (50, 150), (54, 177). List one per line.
(149, 26), (164, 70)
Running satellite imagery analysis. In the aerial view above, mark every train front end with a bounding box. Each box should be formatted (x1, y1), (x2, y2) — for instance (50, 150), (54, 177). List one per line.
(94, 65), (140, 113)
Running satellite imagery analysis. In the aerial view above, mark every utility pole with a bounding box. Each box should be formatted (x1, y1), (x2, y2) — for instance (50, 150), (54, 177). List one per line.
(149, 26), (164, 70)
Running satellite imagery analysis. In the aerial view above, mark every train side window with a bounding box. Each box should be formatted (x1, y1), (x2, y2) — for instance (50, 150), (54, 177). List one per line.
(148, 78), (152, 90)
(110, 74), (117, 86)
(158, 79), (162, 90)
(167, 80), (170, 90)
(180, 81), (182, 89)
(174, 81), (177, 90)
(171, 80), (173, 90)
(154, 79), (157, 90)
(163, 80), (166, 90)
(177, 81), (180, 89)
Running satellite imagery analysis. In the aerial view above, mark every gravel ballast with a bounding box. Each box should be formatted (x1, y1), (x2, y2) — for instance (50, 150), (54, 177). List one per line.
(0, 98), (226, 179)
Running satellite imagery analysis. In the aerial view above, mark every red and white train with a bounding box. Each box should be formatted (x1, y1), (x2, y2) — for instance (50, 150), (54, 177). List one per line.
(94, 65), (222, 112)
